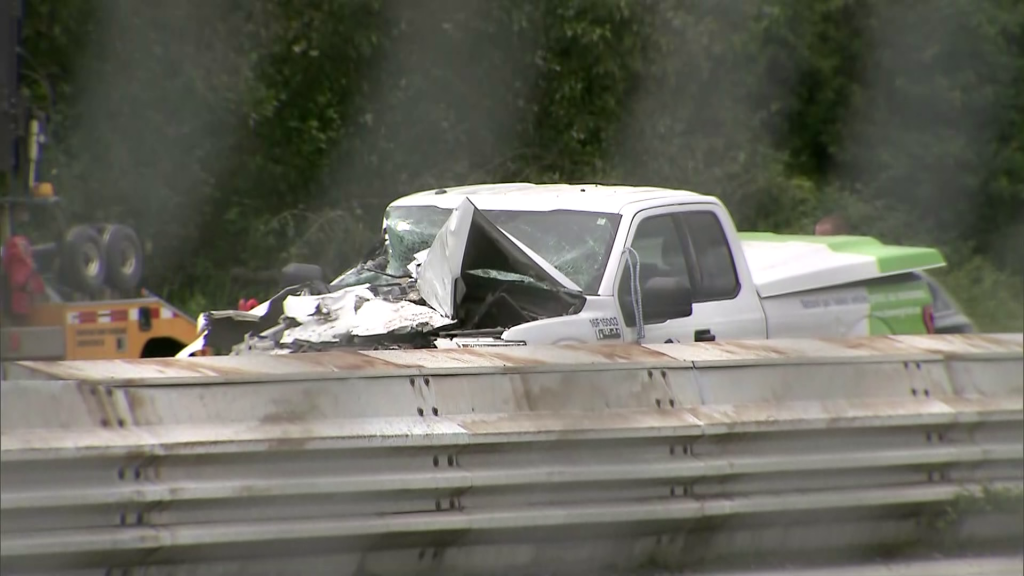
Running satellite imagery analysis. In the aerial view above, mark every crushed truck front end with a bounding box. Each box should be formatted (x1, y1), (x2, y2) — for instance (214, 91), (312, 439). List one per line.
(435, 296), (627, 348)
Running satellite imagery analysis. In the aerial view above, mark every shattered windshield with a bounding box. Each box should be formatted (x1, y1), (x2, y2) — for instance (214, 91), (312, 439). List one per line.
(365, 205), (620, 294)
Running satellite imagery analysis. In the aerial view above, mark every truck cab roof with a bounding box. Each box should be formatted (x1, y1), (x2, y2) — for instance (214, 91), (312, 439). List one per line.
(388, 182), (717, 214)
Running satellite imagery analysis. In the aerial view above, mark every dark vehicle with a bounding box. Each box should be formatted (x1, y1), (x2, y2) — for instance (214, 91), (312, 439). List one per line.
(915, 271), (976, 334)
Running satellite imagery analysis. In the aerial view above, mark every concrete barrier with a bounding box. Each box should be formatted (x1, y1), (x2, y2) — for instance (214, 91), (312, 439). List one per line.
(2, 334), (1022, 575)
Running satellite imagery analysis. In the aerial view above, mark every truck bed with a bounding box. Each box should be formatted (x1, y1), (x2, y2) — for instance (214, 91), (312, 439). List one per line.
(739, 232), (946, 298)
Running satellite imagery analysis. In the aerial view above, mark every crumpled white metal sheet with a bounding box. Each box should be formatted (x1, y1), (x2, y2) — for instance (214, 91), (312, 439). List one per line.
(279, 283), (452, 345)
(179, 196), (588, 354)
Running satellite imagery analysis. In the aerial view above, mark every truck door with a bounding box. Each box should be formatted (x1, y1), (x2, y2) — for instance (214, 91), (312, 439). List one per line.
(614, 205), (766, 343)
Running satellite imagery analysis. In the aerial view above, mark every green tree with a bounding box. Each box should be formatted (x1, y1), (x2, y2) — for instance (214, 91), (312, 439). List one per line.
(18, 0), (1023, 330)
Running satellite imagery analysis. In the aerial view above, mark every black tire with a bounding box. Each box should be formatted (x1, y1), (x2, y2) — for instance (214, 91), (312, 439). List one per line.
(60, 225), (107, 295)
(100, 224), (144, 293)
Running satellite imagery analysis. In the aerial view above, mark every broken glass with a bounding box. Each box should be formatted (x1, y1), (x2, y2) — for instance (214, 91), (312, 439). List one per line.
(332, 205), (621, 295)
(484, 210), (620, 294)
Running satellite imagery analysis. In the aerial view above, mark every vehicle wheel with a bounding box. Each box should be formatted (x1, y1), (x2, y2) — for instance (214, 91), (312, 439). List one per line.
(100, 224), (144, 293)
(60, 225), (107, 295)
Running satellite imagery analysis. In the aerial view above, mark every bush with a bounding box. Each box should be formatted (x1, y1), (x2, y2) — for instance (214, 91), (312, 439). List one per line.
(931, 256), (1024, 333)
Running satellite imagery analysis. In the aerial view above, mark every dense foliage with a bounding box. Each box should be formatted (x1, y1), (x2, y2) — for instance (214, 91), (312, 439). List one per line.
(18, 0), (1024, 329)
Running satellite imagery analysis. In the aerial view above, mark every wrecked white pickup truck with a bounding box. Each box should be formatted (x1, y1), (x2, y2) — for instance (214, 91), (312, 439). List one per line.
(179, 183), (947, 356)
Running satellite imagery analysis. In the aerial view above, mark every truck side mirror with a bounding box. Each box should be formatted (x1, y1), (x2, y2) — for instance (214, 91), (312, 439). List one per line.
(618, 273), (694, 328)
(640, 276), (693, 324)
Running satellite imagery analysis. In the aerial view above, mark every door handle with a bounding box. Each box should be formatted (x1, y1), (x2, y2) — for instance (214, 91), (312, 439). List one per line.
(694, 329), (715, 342)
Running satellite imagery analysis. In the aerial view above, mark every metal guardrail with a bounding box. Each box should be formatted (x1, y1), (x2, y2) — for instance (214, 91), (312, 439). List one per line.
(700, 555), (1024, 576)
(1, 334), (1022, 575)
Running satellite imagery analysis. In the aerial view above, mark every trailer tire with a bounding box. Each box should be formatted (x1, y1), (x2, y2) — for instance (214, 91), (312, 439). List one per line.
(60, 225), (107, 295)
(100, 224), (144, 293)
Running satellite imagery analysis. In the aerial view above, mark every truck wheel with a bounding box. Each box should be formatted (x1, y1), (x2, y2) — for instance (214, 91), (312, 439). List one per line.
(60, 225), (107, 295)
(100, 224), (144, 293)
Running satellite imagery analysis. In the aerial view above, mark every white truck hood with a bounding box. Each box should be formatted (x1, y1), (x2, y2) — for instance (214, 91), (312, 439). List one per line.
(739, 232), (946, 298)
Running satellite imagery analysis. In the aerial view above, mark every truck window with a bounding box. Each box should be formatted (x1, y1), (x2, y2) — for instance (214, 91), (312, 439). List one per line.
(372, 206), (621, 294)
(618, 213), (692, 326)
(678, 211), (739, 302)
(630, 214), (689, 280)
